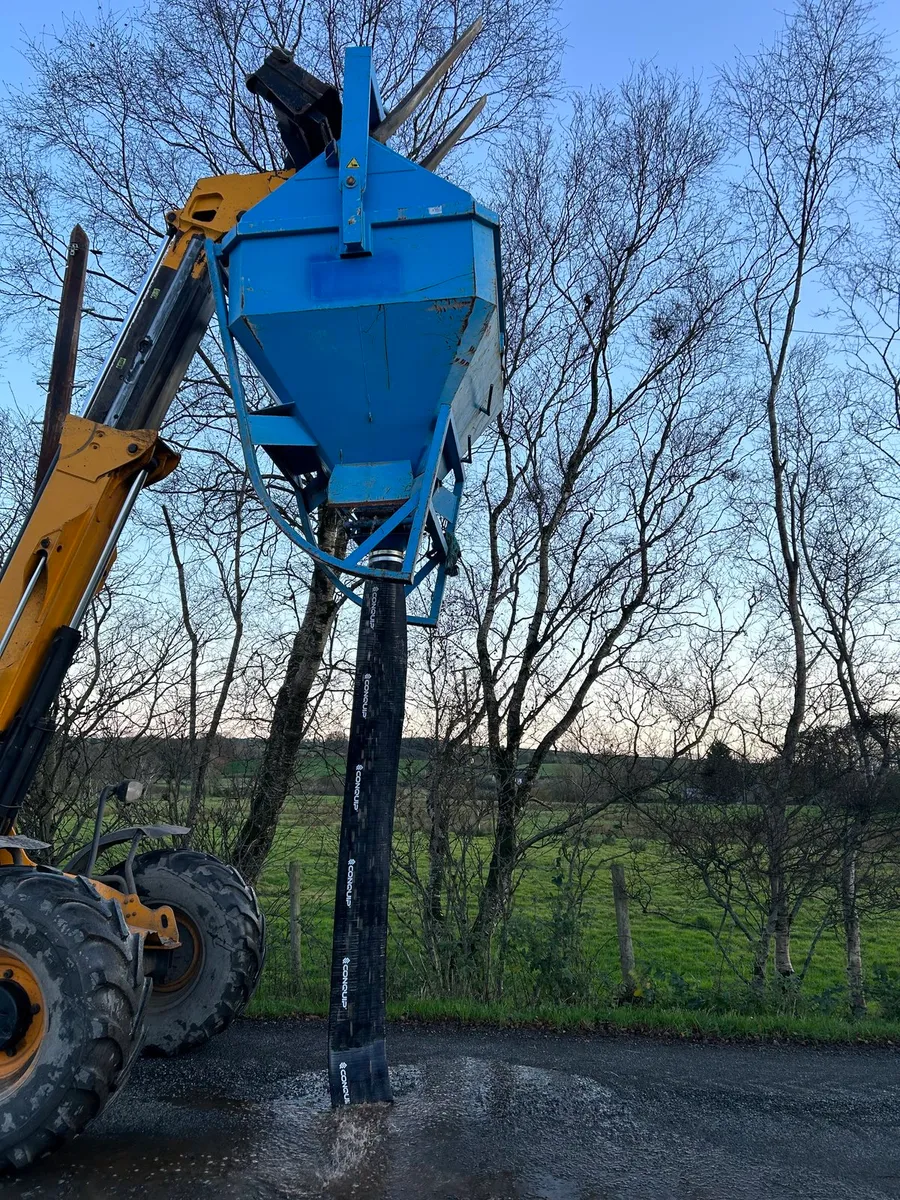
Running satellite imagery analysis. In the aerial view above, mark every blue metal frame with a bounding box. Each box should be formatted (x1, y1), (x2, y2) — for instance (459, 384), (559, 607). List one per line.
(207, 239), (464, 627)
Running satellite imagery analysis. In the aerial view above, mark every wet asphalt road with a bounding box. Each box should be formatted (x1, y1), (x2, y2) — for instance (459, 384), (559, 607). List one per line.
(2, 1018), (899, 1199)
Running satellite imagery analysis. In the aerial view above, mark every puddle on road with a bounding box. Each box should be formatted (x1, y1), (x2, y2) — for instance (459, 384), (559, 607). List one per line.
(0, 1058), (627, 1200)
(261, 1058), (628, 1199)
(0, 1050), (882, 1200)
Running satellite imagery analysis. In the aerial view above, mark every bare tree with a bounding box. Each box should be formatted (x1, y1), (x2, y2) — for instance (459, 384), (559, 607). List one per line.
(403, 68), (746, 992)
(0, 407), (40, 554)
(794, 407), (900, 1016)
(644, 352), (900, 1013)
(722, 0), (890, 979)
(232, 507), (346, 879)
(157, 463), (274, 841)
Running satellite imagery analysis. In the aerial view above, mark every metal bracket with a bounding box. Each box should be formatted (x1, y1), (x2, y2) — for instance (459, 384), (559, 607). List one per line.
(245, 49), (342, 170)
(338, 47), (385, 256)
(0, 835), (50, 851)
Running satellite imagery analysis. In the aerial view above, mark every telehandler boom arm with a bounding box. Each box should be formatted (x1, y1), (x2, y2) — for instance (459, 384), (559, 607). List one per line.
(0, 169), (286, 835)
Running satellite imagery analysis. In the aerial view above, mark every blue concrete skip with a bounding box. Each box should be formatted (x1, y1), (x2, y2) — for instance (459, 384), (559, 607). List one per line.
(209, 46), (504, 621)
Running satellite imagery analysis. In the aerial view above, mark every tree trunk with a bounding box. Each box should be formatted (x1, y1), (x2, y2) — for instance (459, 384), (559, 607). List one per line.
(472, 763), (520, 975)
(424, 774), (452, 992)
(425, 764), (448, 928)
(752, 916), (774, 990)
(232, 510), (344, 881)
(769, 799), (794, 978)
(841, 842), (866, 1020)
(773, 899), (794, 977)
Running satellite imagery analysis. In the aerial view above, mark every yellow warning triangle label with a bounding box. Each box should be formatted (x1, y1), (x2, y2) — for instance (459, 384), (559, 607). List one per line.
(346, 157), (360, 169)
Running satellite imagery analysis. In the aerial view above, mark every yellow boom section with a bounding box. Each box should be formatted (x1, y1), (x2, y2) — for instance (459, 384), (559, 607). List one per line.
(0, 416), (178, 729)
(164, 170), (290, 273)
(0, 170), (292, 842)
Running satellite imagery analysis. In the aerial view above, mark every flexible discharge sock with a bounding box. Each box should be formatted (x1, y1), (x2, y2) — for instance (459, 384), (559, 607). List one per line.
(327, 572), (407, 1106)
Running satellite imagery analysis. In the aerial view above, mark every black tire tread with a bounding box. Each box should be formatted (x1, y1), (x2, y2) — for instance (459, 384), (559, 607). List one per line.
(127, 849), (264, 1055)
(0, 867), (148, 1171)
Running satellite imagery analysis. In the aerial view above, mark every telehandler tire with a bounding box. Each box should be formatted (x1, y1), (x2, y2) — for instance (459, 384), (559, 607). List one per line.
(0, 867), (147, 1172)
(119, 849), (264, 1056)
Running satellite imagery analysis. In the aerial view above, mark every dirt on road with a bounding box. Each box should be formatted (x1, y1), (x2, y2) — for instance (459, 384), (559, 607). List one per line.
(2, 1018), (899, 1199)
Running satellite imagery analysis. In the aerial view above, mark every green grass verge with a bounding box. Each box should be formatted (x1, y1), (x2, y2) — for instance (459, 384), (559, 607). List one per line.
(246, 992), (900, 1044)
(212, 788), (900, 1033)
(253, 802), (900, 1007)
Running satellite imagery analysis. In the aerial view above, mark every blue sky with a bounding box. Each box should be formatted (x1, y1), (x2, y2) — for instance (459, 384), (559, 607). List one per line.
(559, 0), (785, 88)
(0, 0), (877, 408)
(0, 0), (790, 87)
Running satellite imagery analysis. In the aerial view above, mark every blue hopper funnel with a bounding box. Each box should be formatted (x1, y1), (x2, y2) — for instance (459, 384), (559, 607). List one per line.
(208, 44), (504, 626)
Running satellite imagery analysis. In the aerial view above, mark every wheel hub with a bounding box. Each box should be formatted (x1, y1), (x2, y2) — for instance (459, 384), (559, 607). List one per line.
(0, 981), (32, 1052)
(151, 908), (202, 995)
(0, 950), (44, 1087)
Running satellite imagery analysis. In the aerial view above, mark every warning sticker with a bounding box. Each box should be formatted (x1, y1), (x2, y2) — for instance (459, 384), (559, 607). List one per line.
(346, 157), (360, 169)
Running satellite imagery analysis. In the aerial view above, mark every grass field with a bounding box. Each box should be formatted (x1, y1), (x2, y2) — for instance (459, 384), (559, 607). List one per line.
(244, 789), (900, 1038)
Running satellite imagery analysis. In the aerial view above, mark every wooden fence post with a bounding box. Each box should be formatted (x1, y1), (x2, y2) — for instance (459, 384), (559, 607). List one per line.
(288, 861), (302, 980)
(610, 862), (636, 997)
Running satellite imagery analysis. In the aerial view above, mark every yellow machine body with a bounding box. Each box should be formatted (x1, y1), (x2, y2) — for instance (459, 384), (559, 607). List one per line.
(0, 417), (177, 727)
(0, 170), (290, 934)
(164, 170), (290, 275)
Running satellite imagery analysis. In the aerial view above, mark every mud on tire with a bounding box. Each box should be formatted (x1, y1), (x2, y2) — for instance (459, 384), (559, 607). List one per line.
(121, 849), (264, 1056)
(0, 867), (148, 1172)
